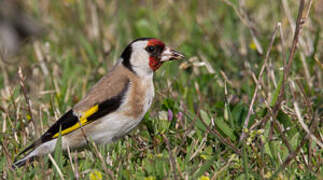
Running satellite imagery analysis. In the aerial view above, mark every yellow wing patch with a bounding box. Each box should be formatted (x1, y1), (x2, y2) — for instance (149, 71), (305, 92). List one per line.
(52, 105), (99, 138)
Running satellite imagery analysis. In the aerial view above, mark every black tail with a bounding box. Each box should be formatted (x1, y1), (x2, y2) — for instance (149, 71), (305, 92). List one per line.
(12, 156), (35, 169)
(12, 140), (41, 169)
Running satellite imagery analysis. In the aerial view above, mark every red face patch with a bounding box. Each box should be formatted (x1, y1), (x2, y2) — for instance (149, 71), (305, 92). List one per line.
(147, 39), (165, 71)
(147, 39), (165, 47)
(149, 57), (163, 71)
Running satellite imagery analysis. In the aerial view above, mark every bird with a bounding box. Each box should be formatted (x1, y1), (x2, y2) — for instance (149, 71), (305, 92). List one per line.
(13, 37), (184, 168)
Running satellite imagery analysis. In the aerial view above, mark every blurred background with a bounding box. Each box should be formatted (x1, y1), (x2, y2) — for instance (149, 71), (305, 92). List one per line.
(0, 0), (322, 179)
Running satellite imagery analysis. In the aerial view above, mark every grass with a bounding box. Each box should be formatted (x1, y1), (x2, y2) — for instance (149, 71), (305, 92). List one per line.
(0, 0), (322, 179)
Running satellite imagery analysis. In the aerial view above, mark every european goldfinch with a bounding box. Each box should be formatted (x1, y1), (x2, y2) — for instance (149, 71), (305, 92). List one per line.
(13, 38), (184, 167)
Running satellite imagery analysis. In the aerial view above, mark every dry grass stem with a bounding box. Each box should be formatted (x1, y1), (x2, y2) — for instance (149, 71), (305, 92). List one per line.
(290, 81), (323, 148)
(67, 145), (79, 180)
(18, 67), (39, 137)
(220, 0), (263, 54)
(162, 134), (178, 180)
(48, 154), (65, 180)
(199, 112), (241, 156)
(240, 23), (279, 142)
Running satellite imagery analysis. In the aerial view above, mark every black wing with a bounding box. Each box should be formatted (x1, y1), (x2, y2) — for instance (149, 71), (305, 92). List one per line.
(17, 81), (129, 156)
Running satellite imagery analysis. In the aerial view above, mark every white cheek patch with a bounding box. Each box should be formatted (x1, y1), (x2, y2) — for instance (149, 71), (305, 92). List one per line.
(129, 41), (154, 76)
(130, 41), (150, 66)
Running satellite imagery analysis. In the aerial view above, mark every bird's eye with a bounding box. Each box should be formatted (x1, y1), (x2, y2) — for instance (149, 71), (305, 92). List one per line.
(146, 46), (155, 53)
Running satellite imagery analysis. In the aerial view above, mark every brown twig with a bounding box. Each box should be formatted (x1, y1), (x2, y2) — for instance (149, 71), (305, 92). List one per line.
(0, 53), (10, 87)
(18, 67), (39, 137)
(290, 81), (323, 148)
(272, 0), (306, 116)
(278, 23), (287, 67)
(251, 70), (292, 153)
(295, 79), (313, 116)
(73, 153), (80, 180)
(250, 74), (293, 154)
(294, 79), (315, 170)
(270, 108), (319, 179)
(211, 154), (236, 179)
(272, 120), (293, 152)
(252, 0), (308, 132)
(239, 23), (279, 142)
(189, 133), (208, 161)
(48, 154), (65, 180)
(67, 145), (79, 180)
(89, 141), (114, 179)
(198, 112), (241, 156)
(1, 139), (14, 172)
(76, 115), (113, 178)
(79, 126), (114, 179)
(268, 1), (316, 177)
(8, 87), (19, 129)
(175, 110), (199, 156)
(162, 134), (178, 180)
(33, 41), (49, 76)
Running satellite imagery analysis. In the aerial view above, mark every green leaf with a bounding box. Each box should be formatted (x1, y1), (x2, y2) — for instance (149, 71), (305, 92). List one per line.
(290, 132), (300, 151)
(277, 110), (296, 137)
(214, 117), (236, 141)
(193, 155), (217, 178)
(231, 103), (248, 127)
(242, 143), (249, 180)
(271, 71), (283, 106)
(53, 127), (64, 174)
(200, 110), (211, 126)
(264, 142), (272, 159)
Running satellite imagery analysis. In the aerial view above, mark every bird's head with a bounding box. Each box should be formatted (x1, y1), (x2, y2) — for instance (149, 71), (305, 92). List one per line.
(121, 38), (184, 76)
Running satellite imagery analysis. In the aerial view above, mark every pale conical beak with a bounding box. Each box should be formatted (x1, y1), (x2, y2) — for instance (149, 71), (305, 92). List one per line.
(160, 47), (185, 62)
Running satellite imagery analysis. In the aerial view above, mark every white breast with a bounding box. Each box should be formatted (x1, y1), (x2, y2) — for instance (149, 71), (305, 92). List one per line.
(143, 79), (155, 115)
(117, 76), (155, 136)
(83, 75), (155, 144)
